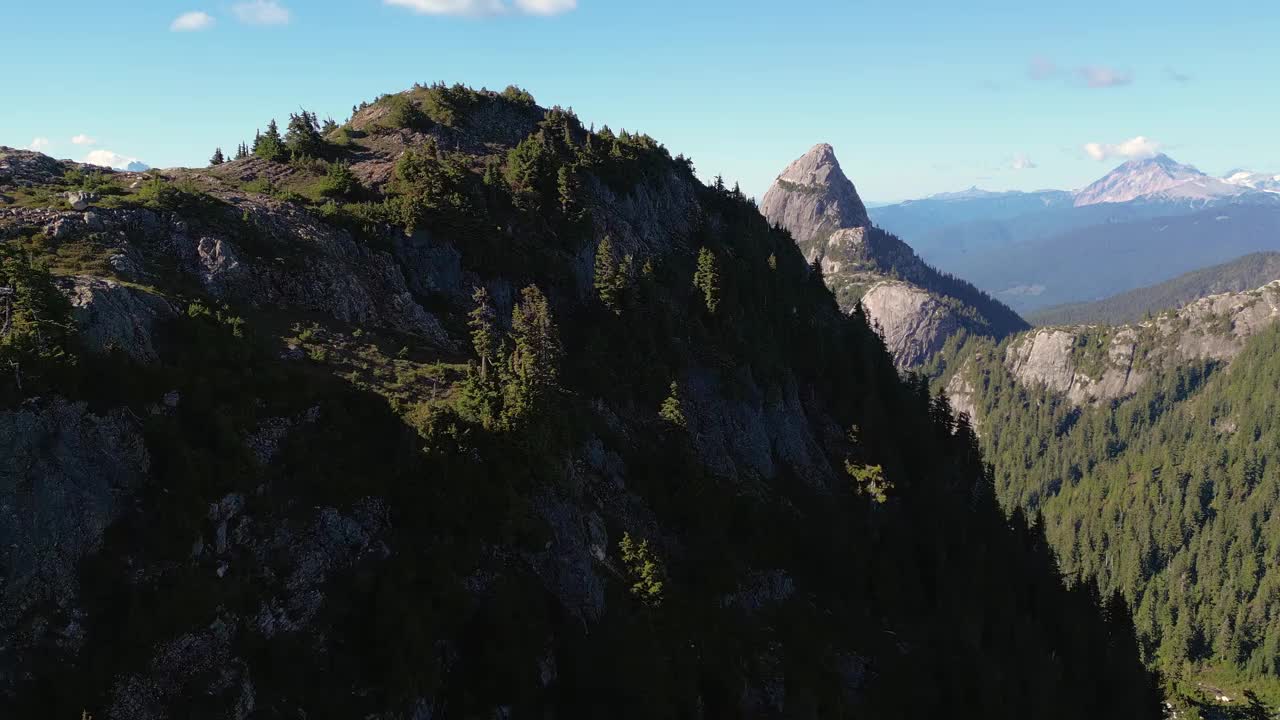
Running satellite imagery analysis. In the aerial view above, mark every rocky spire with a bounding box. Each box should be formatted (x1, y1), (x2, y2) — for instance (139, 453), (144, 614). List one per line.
(760, 143), (870, 244)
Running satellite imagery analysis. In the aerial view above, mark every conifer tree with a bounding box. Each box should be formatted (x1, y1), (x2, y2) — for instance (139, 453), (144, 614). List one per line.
(254, 120), (287, 162)
(502, 285), (561, 427)
(659, 381), (686, 428)
(557, 164), (581, 215)
(693, 247), (720, 314)
(594, 236), (631, 315)
(209, 148), (225, 166)
(286, 109), (325, 159)
(468, 286), (501, 380)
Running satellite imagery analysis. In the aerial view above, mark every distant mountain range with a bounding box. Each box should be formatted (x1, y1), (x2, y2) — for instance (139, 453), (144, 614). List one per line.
(870, 154), (1280, 312)
(1029, 251), (1280, 326)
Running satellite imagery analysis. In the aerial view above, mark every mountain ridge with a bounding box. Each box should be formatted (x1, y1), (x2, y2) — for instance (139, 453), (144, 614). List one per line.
(0, 85), (1159, 718)
(1029, 251), (1280, 326)
(761, 144), (1028, 368)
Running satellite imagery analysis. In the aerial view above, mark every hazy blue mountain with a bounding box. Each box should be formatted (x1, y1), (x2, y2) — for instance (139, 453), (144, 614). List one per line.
(869, 156), (1280, 311)
(1029, 251), (1280, 325)
(958, 202), (1280, 312)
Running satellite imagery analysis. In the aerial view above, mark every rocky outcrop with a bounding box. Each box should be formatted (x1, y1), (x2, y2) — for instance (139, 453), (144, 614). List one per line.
(62, 276), (175, 362)
(760, 143), (869, 245)
(996, 281), (1280, 406)
(860, 281), (965, 368)
(762, 144), (1028, 368)
(0, 147), (69, 188)
(2, 202), (455, 350)
(0, 399), (149, 683)
(944, 360), (980, 424)
(684, 366), (836, 489)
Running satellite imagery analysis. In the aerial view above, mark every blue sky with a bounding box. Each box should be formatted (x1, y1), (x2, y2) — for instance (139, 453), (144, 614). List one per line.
(4, 0), (1278, 201)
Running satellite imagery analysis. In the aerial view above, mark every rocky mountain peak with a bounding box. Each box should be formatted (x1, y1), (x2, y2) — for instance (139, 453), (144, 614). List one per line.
(761, 143), (1028, 369)
(1073, 153), (1247, 207)
(761, 143), (869, 244)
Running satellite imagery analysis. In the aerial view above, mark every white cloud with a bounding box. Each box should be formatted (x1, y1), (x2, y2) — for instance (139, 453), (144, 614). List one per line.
(384, 0), (575, 15)
(71, 134), (97, 146)
(232, 0), (290, 25)
(1010, 153), (1037, 170)
(385, 0), (503, 13)
(513, 0), (576, 14)
(27, 137), (51, 152)
(83, 150), (144, 170)
(171, 10), (215, 31)
(1078, 65), (1132, 88)
(1083, 136), (1162, 162)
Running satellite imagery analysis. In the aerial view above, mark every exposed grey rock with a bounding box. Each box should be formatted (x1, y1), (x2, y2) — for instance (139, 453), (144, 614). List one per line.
(66, 191), (95, 211)
(394, 229), (464, 299)
(0, 147), (71, 188)
(4, 203), (457, 350)
(683, 366), (834, 489)
(992, 281), (1280, 407)
(0, 399), (148, 683)
(944, 357), (980, 427)
(62, 275), (175, 362)
(108, 615), (255, 720)
(762, 144), (1028, 368)
(760, 143), (869, 244)
(250, 500), (391, 640)
(860, 281), (965, 369)
(528, 491), (608, 623)
(243, 405), (320, 466)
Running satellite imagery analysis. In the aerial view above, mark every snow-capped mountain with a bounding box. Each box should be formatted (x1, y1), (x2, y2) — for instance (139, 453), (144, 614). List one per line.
(1224, 169), (1280, 193)
(1072, 154), (1248, 207)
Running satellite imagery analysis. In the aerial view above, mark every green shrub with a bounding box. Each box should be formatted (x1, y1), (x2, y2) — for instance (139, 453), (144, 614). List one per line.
(319, 162), (360, 199)
(385, 95), (428, 131)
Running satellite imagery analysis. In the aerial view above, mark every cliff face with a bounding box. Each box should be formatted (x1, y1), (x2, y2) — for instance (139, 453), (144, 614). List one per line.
(946, 281), (1280, 425)
(759, 143), (869, 244)
(860, 281), (965, 368)
(1006, 281), (1280, 405)
(761, 144), (1027, 368)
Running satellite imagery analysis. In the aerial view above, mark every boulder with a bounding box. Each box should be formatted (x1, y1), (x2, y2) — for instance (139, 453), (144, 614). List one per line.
(62, 275), (176, 362)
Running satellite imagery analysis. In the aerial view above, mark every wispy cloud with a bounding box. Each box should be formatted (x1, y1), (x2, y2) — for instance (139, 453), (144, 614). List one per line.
(1030, 57), (1134, 88)
(233, 0), (290, 25)
(1083, 136), (1162, 162)
(1165, 66), (1191, 84)
(171, 10), (215, 31)
(384, 0), (576, 16)
(28, 137), (51, 152)
(1028, 56), (1057, 81)
(513, 0), (577, 14)
(71, 134), (97, 146)
(1078, 65), (1132, 88)
(1010, 153), (1037, 170)
(83, 149), (145, 170)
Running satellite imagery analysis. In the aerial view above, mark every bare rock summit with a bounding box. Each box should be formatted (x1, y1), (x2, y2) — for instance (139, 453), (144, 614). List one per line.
(760, 143), (869, 244)
(762, 144), (1027, 368)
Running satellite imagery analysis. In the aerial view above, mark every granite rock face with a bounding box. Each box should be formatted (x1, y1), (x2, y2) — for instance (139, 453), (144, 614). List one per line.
(0, 399), (149, 693)
(860, 281), (965, 369)
(762, 144), (1027, 368)
(62, 275), (176, 362)
(950, 281), (1280, 414)
(760, 143), (869, 245)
